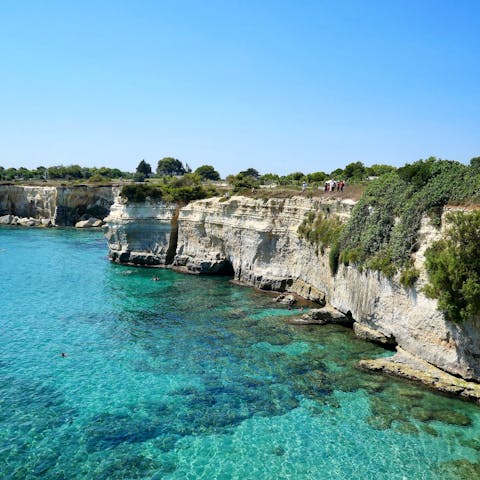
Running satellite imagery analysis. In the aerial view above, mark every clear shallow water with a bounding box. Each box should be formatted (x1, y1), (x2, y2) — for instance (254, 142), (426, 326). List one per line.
(1, 228), (480, 480)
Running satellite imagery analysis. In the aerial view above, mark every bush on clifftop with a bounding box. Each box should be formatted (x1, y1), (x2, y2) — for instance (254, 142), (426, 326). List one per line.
(337, 158), (480, 277)
(424, 210), (480, 322)
(120, 181), (219, 204)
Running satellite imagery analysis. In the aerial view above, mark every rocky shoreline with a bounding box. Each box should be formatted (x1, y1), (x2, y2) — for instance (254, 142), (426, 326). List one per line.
(0, 184), (118, 226)
(3, 184), (479, 403)
(286, 307), (480, 404)
(103, 194), (480, 402)
(0, 213), (105, 228)
(358, 349), (480, 403)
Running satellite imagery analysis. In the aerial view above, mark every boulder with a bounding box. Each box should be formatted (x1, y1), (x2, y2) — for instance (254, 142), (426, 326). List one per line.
(287, 306), (351, 325)
(75, 217), (102, 228)
(17, 217), (37, 227)
(0, 214), (13, 225)
(40, 218), (52, 227)
(274, 293), (296, 305)
(353, 322), (396, 346)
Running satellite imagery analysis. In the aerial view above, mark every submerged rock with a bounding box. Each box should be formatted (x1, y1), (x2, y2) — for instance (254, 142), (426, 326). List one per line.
(102, 193), (480, 391)
(357, 348), (480, 403)
(274, 293), (296, 305)
(287, 306), (350, 325)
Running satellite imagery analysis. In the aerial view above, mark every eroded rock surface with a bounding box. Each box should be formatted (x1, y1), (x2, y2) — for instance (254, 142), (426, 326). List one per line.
(103, 198), (179, 266)
(0, 185), (118, 226)
(103, 194), (480, 386)
(287, 306), (350, 325)
(358, 348), (480, 403)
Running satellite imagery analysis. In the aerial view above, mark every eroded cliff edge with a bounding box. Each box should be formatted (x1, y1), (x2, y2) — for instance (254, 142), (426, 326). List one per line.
(0, 184), (118, 226)
(103, 194), (480, 396)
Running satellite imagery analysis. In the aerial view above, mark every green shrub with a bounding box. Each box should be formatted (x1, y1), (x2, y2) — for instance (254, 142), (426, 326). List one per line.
(120, 184), (163, 202)
(88, 174), (110, 183)
(120, 182), (219, 204)
(329, 242), (341, 275)
(133, 172), (146, 182)
(366, 250), (397, 278)
(231, 173), (259, 193)
(424, 210), (480, 322)
(340, 247), (366, 266)
(399, 267), (420, 288)
(298, 211), (344, 249)
(298, 210), (345, 275)
(338, 159), (480, 277)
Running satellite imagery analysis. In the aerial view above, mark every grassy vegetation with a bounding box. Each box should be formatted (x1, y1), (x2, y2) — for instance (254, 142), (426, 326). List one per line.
(399, 266), (420, 288)
(336, 158), (480, 283)
(298, 211), (344, 252)
(298, 209), (345, 274)
(294, 158), (480, 310)
(424, 210), (480, 322)
(120, 174), (219, 204)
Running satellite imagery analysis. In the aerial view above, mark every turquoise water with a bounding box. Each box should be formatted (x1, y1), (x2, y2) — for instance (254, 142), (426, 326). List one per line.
(1, 228), (480, 479)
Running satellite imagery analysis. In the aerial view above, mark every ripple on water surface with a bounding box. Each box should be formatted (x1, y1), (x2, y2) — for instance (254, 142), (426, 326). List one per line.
(1, 227), (480, 479)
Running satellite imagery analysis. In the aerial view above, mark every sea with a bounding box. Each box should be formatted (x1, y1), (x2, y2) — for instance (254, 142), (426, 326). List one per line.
(1, 227), (479, 479)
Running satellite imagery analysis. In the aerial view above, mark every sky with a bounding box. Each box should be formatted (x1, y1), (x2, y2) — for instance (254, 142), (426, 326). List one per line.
(0, 0), (479, 177)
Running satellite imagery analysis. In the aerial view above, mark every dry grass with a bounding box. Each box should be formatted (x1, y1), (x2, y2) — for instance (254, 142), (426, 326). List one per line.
(238, 183), (366, 201)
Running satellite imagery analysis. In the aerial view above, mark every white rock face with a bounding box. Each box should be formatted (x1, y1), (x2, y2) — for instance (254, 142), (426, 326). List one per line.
(0, 186), (57, 220)
(103, 194), (480, 381)
(0, 185), (119, 226)
(104, 196), (179, 265)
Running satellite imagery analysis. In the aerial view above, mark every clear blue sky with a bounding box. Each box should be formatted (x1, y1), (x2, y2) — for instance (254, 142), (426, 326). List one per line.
(1, 0), (479, 177)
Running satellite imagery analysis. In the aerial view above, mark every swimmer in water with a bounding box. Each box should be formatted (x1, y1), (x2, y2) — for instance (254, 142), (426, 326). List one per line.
(61, 352), (67, 357)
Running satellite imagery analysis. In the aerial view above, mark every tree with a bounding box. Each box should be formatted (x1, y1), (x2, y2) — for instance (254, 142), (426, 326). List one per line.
(425, 210), (480, 322)
(157, 157), (186, 176)
(366, 164), (396, 177)
(133, 172), (146, 182)
(231, 173), (259, 192)
(194, 165), (220, 181)
(330, 168), (344, 179)
(239, 168), (260, 179)
(306, 171), (327, 183)
(259, 173), (280, 185)
(397, 157), (439, 188)
(136, 159), (152, 176)
(470, 157), (480, 170)
(343, 161), (366, 180)
(285, 171), (305, 182)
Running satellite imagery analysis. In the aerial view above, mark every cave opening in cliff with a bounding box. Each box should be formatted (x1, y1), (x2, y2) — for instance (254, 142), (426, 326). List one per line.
(217, 259), (235, 277)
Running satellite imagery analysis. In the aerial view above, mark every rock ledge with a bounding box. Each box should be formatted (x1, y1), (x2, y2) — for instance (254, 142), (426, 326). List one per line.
(358, 348), (480, 403)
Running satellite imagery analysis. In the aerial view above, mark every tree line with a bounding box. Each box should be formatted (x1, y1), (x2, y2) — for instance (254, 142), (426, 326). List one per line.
(2, 156), (479, 185)
(0, 165), (128, 182)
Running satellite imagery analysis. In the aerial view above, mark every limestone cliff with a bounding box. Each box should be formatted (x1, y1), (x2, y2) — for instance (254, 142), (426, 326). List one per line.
(104, 196), (179, 265)
(0, 184), (118, 226)
(103, 194), (480, 387)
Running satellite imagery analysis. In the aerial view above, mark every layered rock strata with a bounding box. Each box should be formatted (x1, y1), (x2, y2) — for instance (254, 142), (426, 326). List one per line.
(104, 199), (179, 266)
(0, 184), (118, 226)
(103, 194), (480, 392)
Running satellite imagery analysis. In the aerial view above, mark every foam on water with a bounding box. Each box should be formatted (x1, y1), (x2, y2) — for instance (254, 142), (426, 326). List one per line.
(1, 227), (480, 479)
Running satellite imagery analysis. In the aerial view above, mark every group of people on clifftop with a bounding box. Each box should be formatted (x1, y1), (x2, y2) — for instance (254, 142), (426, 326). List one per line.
(300, 179), (346, 193)
(324, 179), (345, 192)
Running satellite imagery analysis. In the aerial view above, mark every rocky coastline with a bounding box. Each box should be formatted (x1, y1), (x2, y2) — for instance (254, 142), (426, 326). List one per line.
(0, 184), (119, 227)
(103, 193), (480, 402)
(3, 184), (478, 402)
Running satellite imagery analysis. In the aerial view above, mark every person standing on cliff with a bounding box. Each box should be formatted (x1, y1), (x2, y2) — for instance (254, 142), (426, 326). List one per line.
(302, 181), (307, 193)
